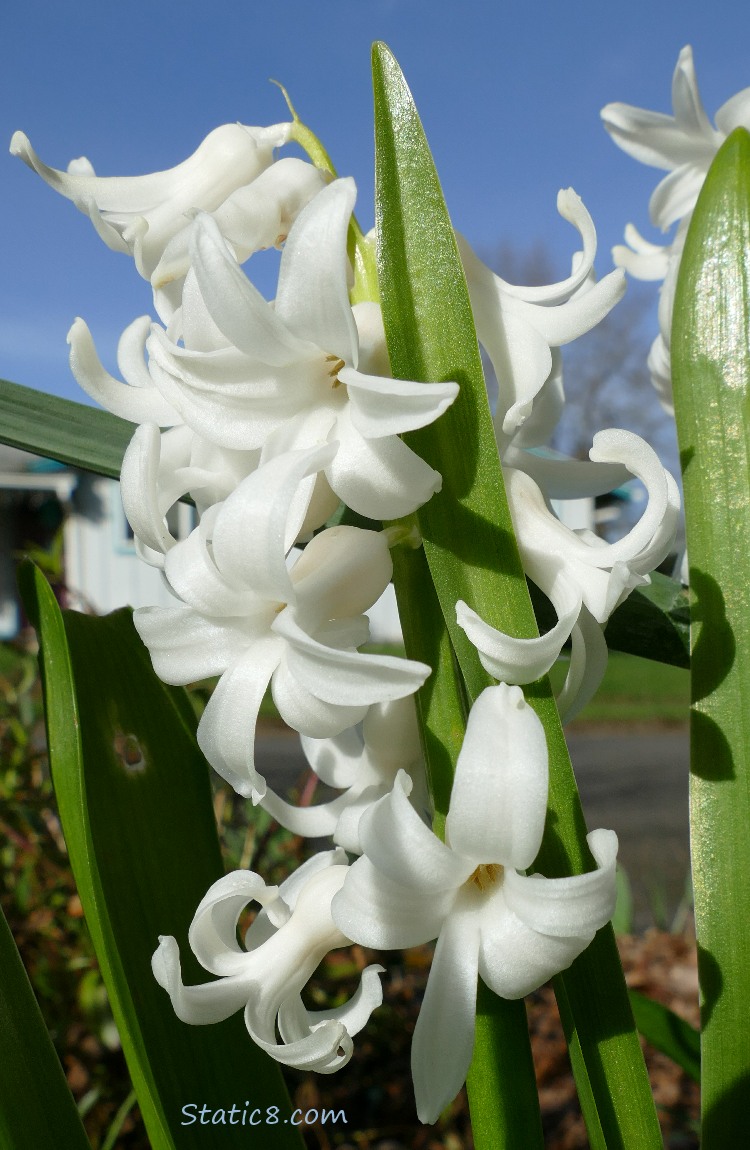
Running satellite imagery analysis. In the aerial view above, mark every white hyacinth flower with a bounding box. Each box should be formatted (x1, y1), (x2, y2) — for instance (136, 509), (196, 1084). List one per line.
(261, 697), (430, 854)
(332, 684), (618, 1123)
(602, 46), (750, 407)
(10, 122), (328, 320)
(153, 850), (383, 1073)
(146, 177), (459, 520)
(133, 445), (430, 800)
(601, 45), (750, 232)
(457, 430), (680, 721)
(457, 189), (625, 448)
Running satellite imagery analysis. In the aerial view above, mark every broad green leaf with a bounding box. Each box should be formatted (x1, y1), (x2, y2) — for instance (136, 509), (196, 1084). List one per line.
(19, 562), (303, 1150)
(0, 376), (131, 478)
(629, 991), (700, 1083)
(372, 41), (662, 1150)
(672, 126), (750, 1146)
(0, 902), (90, 1150)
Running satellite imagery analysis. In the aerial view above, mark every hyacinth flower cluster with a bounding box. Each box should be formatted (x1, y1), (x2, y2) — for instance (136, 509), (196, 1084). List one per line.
(602, 45), (750, 412)
(12, 104), (679, 1121)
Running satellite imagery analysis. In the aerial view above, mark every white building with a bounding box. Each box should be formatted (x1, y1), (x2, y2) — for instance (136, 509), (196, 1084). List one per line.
(0, 445), (192, 640)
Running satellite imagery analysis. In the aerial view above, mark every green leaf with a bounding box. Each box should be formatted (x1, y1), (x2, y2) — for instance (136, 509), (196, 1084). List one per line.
(629, 992), (700, 1083)
(372, 41), (543, 1150)
(605, 572), (690, 669)
(0, 901), (91, 1150)
(671, 126), (750, 1146)
(372, 40), (662, 1150)
(0, 376), (132, 477)
(19, 561), (303, 1150)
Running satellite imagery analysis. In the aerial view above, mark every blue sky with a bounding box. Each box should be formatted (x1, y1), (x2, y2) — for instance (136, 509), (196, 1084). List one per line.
(1, 0), (748, 407)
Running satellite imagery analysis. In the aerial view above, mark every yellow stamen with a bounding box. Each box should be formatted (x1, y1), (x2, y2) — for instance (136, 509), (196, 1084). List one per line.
(469, 863), (502, 892)
(325, 355), (346, 386)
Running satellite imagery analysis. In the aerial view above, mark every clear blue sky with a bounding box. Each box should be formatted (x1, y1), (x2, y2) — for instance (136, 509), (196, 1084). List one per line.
(1, 0), (748, 403)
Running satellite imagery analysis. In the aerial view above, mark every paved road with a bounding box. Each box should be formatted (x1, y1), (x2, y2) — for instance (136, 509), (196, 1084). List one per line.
(257, 725), (691, 932)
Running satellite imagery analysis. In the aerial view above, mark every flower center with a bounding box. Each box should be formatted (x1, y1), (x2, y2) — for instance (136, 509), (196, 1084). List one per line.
(325, 354), (346, 388)
(468, 863), (503, 892)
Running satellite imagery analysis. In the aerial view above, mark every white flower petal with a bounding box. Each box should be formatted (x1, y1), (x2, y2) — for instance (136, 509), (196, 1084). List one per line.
(152, 935), (252, 1024)
(291, 525), (392, 625)
(271, 653), (368, 738)
(260, 786), (351, 839)
(211, 444), (337, 602)
(12, 122), (289, 278)
(273, 610), (430, 706)
(274, 178), (359, 363)
(504, 446), (631, 500)
(612, 224), (672, 281)
(189, 870), (280, 976)
(301, 726), (364, 788)
(503, 829), (618, 939)
(163, 516), (258, 617)
(555, 606), (610, 725)
(302, 963), (385, 1038)
(412, 889), (481, 1125)
(509, 269), (626, 349)
(191, 212), (314, 364)
(342, 366), (459, 439)
(197, 641), (283, 799)
(715, 86), (750, 135)
(133, 605), (251, 683)
(649, 163), (708, 231)
(249, 1003), (350, 1072)
(446, 685), (549, 870)
(359, 771), (473, 891)
(478, 886), (591, 1000)
(332, 854), (455, 949)
(326, 407), (444, 518)
(68, 317), (179, 425)
(120, 424), (179, 556)
(456, 594), (580, 686)
(587, 429), (675, 567)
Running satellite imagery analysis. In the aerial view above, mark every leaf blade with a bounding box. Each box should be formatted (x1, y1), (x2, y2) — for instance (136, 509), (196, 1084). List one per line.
(671, 126), (750, 1145)
(19, 561), (303, 1150)
(372, 41), (662, 1149)
(0, 902), (91, 1150)
(0, 376), (132, 478)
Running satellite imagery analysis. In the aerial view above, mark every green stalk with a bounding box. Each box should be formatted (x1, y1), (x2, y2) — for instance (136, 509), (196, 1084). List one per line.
(671, 127), (750, 1146)
(274, 82), (378, 303)
(372, 40), (661, 1148)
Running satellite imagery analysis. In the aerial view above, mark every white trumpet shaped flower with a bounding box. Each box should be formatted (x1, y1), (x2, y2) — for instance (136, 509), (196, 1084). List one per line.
(602, 46), (750, 408)
(456, 430), (680, 722)
(153, 850), (384, 1073)
(145, 177), (459, 520)
(601, 45), (750, 233)
(332, 684), (618, 1123)
(261, 697), (431, 855)
(10, 122), (325, 321)
(133, 445), (431, 800)
(457, 189), (625, 449)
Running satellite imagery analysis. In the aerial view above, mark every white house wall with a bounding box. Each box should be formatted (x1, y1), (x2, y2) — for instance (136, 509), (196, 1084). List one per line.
(63, 475), (184, 616)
